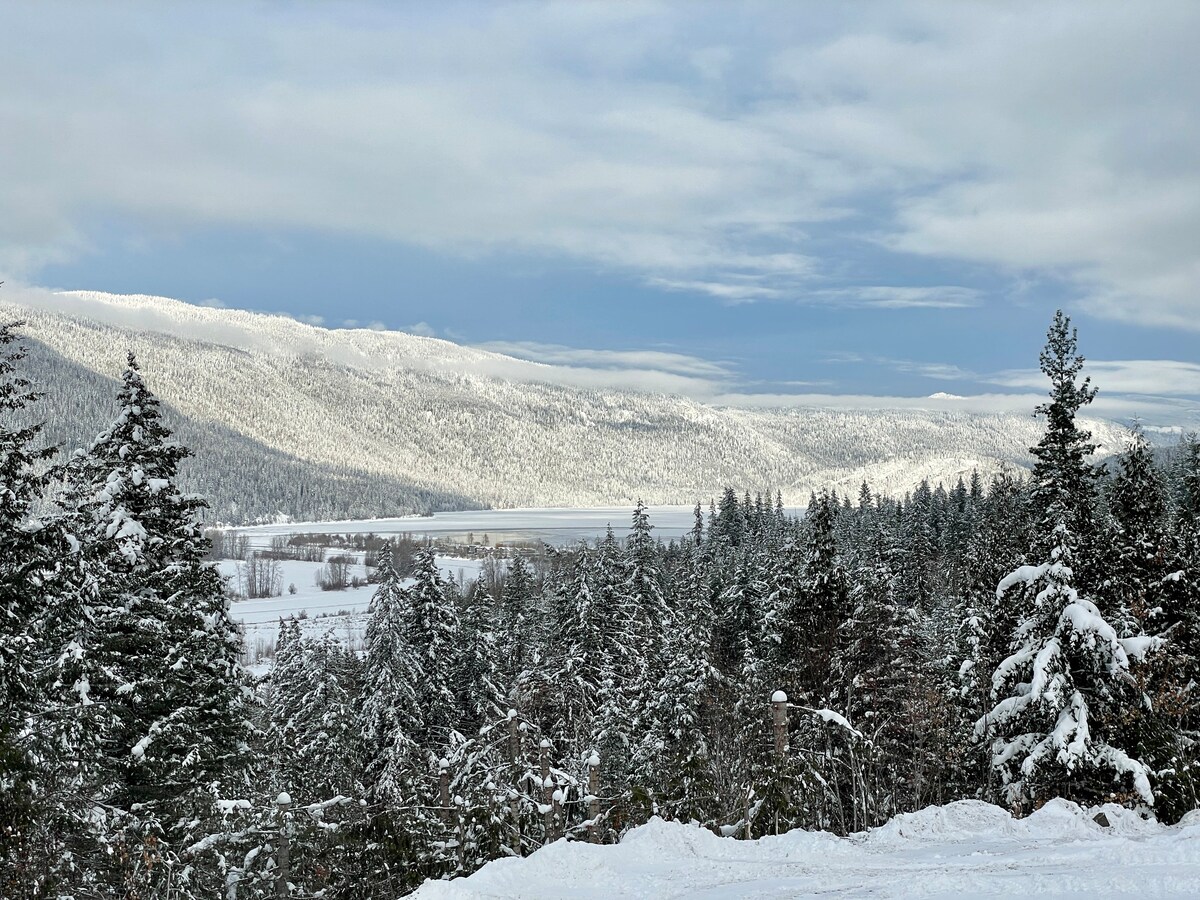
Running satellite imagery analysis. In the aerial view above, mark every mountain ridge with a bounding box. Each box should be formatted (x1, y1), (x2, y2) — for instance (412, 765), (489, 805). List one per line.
(2, 292), (1132, 522)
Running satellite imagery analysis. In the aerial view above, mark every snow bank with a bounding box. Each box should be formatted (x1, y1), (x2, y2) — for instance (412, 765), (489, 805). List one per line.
(865, 799), (1020, 844)
(413, 801), (1200, 898)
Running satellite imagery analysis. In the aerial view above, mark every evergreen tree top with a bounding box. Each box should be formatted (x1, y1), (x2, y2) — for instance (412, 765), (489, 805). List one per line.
(1029, 311), (1099, 539)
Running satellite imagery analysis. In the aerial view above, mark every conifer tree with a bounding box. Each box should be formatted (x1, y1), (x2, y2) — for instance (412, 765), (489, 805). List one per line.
(295, 631), (364, 802)
(498, 555), (537, 690)
(637, 541), (721, 825)
(1108, 430), (1170, 631)
(796, 492), (850, 703)
(454, 579), (505, 736)
(978, 313), (1153, 810)
(0, 322), (59, 895)
(406, 547), (461, 746)
(267, 616), (306, 794)
(49, 352), (250, 896)
(361, 542), (422, 807)
(541, 547), (602, 747)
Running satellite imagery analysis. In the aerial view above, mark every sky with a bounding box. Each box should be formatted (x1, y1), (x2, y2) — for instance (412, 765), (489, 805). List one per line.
(2, 1), (1198, 426)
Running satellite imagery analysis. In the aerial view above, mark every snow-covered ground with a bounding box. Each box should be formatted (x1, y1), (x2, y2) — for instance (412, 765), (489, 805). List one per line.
(413, 800), (1200, 899)
(222, 553), (501, 670)
(221, 555), (492, 625)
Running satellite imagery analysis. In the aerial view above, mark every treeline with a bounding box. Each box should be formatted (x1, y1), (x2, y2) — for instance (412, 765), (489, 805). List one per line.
(1, 313), (1198, 898)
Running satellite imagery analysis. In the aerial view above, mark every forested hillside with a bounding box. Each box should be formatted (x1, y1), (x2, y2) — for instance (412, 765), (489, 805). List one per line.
(20, 337), (476, 522)
(2, 293), (1134, 520)
(1, 312), (1196, 898)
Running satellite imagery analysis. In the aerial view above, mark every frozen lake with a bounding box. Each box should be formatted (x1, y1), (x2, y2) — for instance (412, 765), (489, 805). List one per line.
(223, 505), (804, 549)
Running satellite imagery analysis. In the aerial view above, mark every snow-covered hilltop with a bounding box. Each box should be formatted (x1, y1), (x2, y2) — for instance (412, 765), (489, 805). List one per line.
(4, 291), (1128, 521)
(413, 800), (1200, 899)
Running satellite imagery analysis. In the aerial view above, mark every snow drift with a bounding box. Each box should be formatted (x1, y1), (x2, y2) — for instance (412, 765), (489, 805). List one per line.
(412, 800), (1200, 898)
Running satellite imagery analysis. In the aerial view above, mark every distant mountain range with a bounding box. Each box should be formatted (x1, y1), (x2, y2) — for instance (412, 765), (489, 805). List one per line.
(2, 292), (1133, 524)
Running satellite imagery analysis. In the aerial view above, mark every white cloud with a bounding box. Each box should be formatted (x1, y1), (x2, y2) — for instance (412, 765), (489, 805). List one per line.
(477, 341), (736, 378)
(0, 2), (1193, 325)
(405, 321), (437, 337)
(990, 360), (1200, 397)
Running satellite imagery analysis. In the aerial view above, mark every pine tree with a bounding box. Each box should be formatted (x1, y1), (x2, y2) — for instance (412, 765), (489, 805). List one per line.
(361, 542), (422, 807)
(47, 352), (251, 896)
(453, 579), (505, 736)
(0, 322), (58, 896)
(295, 631), (363, 802)
(498, 555), (537, 690)
(541, 547), (602, 748)
(797, 492), (850, 703)
(267, 616), (306, 795)
(978, 313), (1152, 811)
(636, 541), (721, 825)
(1108, 430), (1170, 631)
(406, 547), (461, 747)
(624, 501), (672, 733)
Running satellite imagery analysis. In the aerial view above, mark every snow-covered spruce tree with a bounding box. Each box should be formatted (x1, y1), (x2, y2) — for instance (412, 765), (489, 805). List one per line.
(635, 540), (722, 826)
(795, 492), (850, 703)
(453, 579), (505, 737)
(828, 529), (920, 827)
(894, 480), (938, 609)
(361, 542), (422, 807)
(623, 501), (673, 745)
(497, 554), (537, 691)
(587, 527), (640, 829)
(539, 546), (603, 749)
(1131, 433), (1200, 821)
(955, 472), (1032, 801)
(358, 541), (438, 890)
(53, 352), (251, 895)
(977, 312), (1154, 811)
(762, 532), (806, 702)
(406, 547), (462, 747)
(0, 321), (59, 896)
(294, 631), (364, 803)
(1108, 430), (1170, 632)
(266, 616), (305, 795)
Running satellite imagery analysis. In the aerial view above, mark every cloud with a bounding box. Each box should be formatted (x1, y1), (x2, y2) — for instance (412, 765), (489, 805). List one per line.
(648, 279), (786, 303)
(990, 360), (1200, 397)
(405, 321), (437, 337)
(0, 2), (1193, 327)
(822, 352), (977, 381)
(477, 341), (736, 378)
(812, 286), (983, 309)
(706, 389), (1198, 427)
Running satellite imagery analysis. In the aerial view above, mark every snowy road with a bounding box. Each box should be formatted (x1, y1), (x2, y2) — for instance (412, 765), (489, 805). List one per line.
(412, 800), (1200, 899)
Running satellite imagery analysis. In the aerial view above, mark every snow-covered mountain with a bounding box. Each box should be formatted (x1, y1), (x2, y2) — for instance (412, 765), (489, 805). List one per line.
(2, 291), (1130, 523)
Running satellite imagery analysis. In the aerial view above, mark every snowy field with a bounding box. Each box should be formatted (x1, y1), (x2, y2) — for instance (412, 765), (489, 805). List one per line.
(224, 505), (799, 548)
(220, 556), (491, 625)
(413, 800), (1200, 899)
(221, 555), (494, 670)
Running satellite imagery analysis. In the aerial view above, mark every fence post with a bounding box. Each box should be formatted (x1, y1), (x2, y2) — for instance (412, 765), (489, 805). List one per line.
(586, 750), (601, 843)
(539, 738), (557, 842)
(438, 757), (451, 822)
(455, 794), (467, 872)
(275, 792), (291, 899)
(507, 709), (523, 853)
(771, 690), (789, 757)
